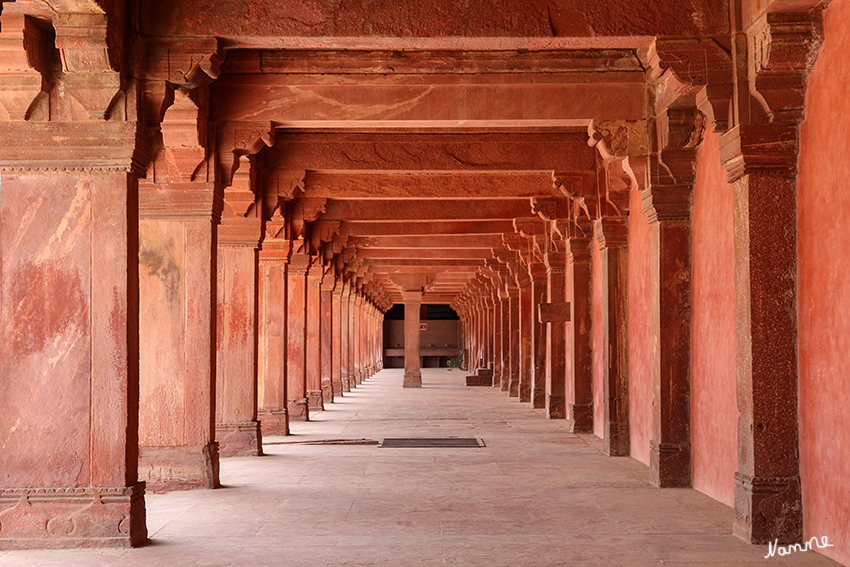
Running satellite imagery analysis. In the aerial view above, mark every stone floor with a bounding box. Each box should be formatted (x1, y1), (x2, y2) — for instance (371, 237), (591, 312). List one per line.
(0, 368), (843, 567)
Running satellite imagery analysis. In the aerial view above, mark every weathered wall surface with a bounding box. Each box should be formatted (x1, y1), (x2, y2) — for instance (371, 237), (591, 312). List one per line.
(628, 186), (652, 465)
(592, 242), (605, 439)
(798, 0), (850, 562)
(690, 126), (737, 507)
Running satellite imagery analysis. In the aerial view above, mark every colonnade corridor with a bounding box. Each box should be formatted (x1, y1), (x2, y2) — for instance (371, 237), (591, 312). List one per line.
(0, 367), (839, 567)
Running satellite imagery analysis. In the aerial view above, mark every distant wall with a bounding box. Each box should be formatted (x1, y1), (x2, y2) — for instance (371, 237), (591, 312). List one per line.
(628, 186), (652, 465)
(690, 125), (737, 507)
(797, 0), (850, 562)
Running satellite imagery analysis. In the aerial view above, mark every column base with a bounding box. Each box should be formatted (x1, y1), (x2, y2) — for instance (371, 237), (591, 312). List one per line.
(216, 421), (263, 458)
(341, 376), (351, 392)
(322, 384), (334, 404)
(546, 395), (566, 419)
(347, 376), (356, 390)
(307, 390), (324, 411)
(0, 483), (147, 549)
(603, 420), (630, 457)
(403, 372), (422, 388)
(258, 409), (289, 436)
(733, 472), (802, 544)
(287, 398), (309, 422)
(139, 443), (220, 493)
(569, 403), (593, 433)
(500, 375), (509, 392)
(532, 388), (546, 409)
(519, 383), (531, 403)
(650, 440), (691, 488)
(354, 369), (363, 385)
(508, 378), (519, 397)
(332, 379), (344, 396)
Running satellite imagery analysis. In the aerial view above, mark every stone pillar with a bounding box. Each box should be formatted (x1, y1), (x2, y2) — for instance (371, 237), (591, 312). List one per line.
(568, 237), (594, 433)
(596, 219), (629, 456)
(286, 253), (310, 421)
(347, 290), (358, 389)
(321, 274), (335, 403)
(215, 215), (263, 458)
(500, 294), (511, 391)
(644, 111), (699, 488)
(507, 284), (520, 396)
(305, 261), (324, 411)
(403, 290), (423, 388)
(529, 262), (548, 408)
(518, 272), (533, 403)
(340, 284), (352, 391)
(137, 181), (220, 491)
(0, 132), (147, 547)
(723, 124), (807, 543)
(354, 294), (364, 384)
(331, 285), (345, 395)
(491, 292), (503, 385)
(258, 239), (290, 435)
(545, 249), (568, 419)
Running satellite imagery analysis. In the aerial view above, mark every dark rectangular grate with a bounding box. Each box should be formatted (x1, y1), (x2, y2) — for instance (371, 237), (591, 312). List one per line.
(378, 438), (484, 448)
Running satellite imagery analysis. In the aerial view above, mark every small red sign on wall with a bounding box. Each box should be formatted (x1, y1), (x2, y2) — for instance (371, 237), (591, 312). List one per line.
(420, 323), (427, 330)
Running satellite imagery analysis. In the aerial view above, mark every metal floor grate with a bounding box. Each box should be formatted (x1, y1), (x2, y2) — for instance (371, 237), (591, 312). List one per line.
(378, 438), (485, 448)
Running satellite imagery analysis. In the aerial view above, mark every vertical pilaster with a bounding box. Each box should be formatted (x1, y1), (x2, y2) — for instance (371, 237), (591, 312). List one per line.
(258, 240), (290, 435)
(518, 272), (533, 403)
(321, 274), (335, 403)
(569, 237), (594, 433)
(286, 253), (310, 421)
(507, 285), (520, 396)
(340, 284), (352, 392)
(215, 214), (263, 458)
(529, 262), (548, 409)
(545, 250), (568, 419)
(305, 261), (324, 411)
(403, 290), (423, 388)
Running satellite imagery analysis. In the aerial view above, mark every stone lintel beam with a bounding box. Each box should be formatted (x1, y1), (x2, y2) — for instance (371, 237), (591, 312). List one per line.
(264, 131), (594, 172)
(341, 220), (515, 237)
(321, 199), (538, 222)
(303, 171), (561, 200)
(357, 249), (493, 260)
(349, 235), (505, 249)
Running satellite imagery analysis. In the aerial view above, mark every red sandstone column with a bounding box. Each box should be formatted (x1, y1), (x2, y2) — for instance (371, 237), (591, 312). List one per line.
(507, 284), (520, 396)
(595, 219), (629, 455)
(258, 238), (290, 435)
(331, 284), (344, 394)
(545, 249), (568, 419)
(500, 293), (511, 391)
(340, 284), (352, 391)
(137, 182), (220, 491)
(215, 215), (263, 457)
(491, 292), (503, 385)
(354, 294), (364, 384)
(321, 273), (335, 403)
(529, 261), (548, 409)
(722, 124), (807, 543)
(518, 271), (533, 403)
(286, 253), (310, 421)
(305, 261), (324, 411)
(643, 182), (696, 487)
(0, 160), (147, 546)
(347, 290), (358, 388)
(403, 290), (423, 388)
(568, 237), (594, 433)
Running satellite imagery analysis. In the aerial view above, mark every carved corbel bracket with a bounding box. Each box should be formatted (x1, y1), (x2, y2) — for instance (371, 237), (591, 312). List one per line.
(216, 120), (275, 187)
(0, 14), (52, 121)
(223, 155), (257, 218)
(52, 11), (123, 120)
(648, 38), (733, 133)
(746, 11), (823, 126)
(140, 37), (223, 126)
(309, 220), (341, 253)
(151, 89), (210, 183)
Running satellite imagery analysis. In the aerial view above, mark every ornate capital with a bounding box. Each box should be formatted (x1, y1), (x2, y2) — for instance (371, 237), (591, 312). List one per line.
(0, 14), (51, 121)
(649, 38), (733, 132)
(216, 121), (275, 187)
(595, 218), (628, 250)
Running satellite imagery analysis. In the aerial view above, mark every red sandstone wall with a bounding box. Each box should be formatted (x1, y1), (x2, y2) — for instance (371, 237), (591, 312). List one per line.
(628, 187), (652, 465)
(592, 242), (605, 439)
(690, 126), (738, 507)
(797, 0), (850, 561)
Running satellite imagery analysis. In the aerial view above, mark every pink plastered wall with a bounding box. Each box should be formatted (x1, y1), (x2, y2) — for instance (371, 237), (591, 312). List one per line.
(628, 186), (652, 465)
(690, 126), (737, 507)
(592, 240), (605, 439)
(797, 0), (850, 562)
